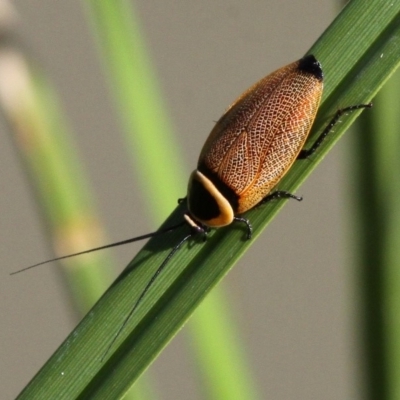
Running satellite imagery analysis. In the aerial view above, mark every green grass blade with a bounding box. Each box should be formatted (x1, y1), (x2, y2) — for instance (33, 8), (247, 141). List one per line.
(0, 21), (114, 336)
(381, 72), (400, 400)
(16, 0), (400, 398)
(187, 289), (261, 400)
(84, 0), (186, 214)
(351, 68), (400, 399)
(23, 76), (115, 303)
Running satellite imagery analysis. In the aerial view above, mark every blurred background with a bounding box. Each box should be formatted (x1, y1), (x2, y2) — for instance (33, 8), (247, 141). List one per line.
(0, 1), (367, 399)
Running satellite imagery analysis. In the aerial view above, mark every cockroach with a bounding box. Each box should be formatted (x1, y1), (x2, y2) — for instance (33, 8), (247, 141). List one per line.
(13, 54), (372, 356)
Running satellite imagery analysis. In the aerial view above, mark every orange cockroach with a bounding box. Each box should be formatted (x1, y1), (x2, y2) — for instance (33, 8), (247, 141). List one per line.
(13, 54), (372, 355)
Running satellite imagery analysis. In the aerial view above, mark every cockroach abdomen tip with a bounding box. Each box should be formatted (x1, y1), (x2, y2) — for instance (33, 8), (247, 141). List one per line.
(298, 54), (323, 81)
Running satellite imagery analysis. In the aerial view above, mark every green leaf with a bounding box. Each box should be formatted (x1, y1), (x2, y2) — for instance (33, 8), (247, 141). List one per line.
(351, 58), (400, 398)
(16, 1), (400, 398)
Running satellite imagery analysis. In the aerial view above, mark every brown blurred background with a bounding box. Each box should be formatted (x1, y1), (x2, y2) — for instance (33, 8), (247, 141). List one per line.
(1, 1), (365, 399)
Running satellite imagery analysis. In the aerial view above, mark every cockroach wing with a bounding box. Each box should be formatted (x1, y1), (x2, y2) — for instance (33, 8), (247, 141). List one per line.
(198, 58), (323, 214)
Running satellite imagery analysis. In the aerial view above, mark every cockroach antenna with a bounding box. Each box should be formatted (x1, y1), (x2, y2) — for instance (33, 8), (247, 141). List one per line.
(11, 221), (187, 275)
